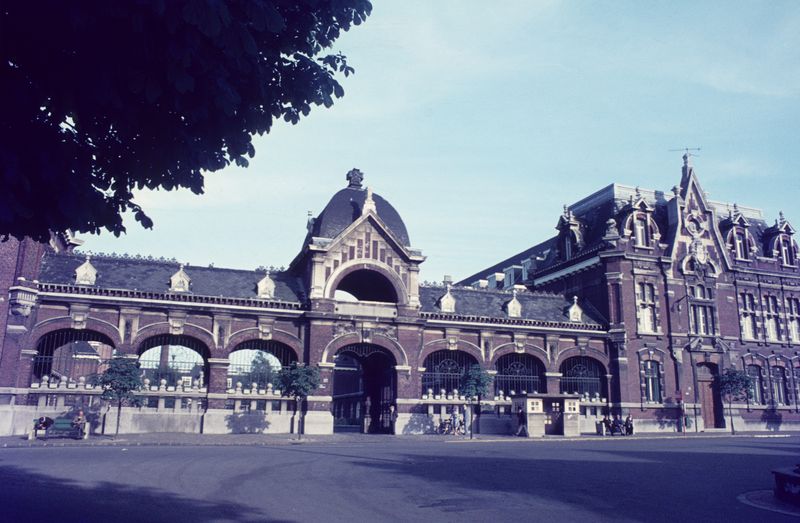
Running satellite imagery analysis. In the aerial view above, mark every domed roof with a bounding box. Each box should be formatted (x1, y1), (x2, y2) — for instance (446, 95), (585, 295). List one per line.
(309, 169), (410, 246)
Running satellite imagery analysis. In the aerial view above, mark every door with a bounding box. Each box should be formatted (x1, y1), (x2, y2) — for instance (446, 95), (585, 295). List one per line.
(697, 363), (723, 429)
(544, 399), (564, 435)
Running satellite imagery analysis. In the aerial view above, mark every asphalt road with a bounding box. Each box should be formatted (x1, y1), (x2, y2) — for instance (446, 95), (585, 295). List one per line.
(0, 435), (797, 522)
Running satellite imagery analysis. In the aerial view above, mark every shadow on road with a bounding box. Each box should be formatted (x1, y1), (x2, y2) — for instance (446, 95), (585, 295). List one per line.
(0, 464), (286, 523)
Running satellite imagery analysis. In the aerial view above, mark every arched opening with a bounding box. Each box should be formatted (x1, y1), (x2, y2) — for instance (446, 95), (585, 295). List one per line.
(33, 329), (115, 383)
(332, 343), (396, 433)
(559, 356), (607, 398)
(137, 334), (209, 389)
(494, 353), (546, 396)
(334, 269), (398, 303)
(227, 340), (297, 389)
(699, 362), (724, 428)
(421, 349), (479, 396)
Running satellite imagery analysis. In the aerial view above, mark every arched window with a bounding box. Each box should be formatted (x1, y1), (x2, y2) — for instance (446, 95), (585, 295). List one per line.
(421, 350), (478, 396)
(771, 367), (789, 406)
(559, 356), (606, 397)
(642, 360), (662, 403)
(33, 329), (115, 382)
(734, 230), (748, 260)
(494, 353), (545, 395)
(746, 365), (764, 405)
(138, 334), (208, 388)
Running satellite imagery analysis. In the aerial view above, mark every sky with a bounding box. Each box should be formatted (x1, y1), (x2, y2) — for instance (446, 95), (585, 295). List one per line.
(84, 1), (800, 284)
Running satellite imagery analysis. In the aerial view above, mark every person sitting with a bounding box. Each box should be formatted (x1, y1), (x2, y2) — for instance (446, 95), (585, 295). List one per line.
(72, 410), (87, 439)
(601, 415), (612, 436)
(612, 415), (624, 435)
(624, 414), (634, 436)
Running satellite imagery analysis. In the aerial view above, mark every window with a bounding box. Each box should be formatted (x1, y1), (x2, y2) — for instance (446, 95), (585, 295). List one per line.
(636, 282), (657, 333)
(746, 365), (764, 405)
(779, 236), (796, 266)
(787, 297), (800, 343)
(764, 295), (781, 342)
(634, 216), (649, 247)
(689, 285), (715, 336)
(643, 360), (661, 403)
(771, 367), (789, 406)
(740, 292), (758, 340)
(734, 231), (748, 260)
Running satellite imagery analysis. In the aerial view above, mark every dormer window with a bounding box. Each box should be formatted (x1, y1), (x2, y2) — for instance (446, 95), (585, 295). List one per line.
(735, 231), (747, 260)
(634, 216), (649, 247)
(779, 235), (795, 266)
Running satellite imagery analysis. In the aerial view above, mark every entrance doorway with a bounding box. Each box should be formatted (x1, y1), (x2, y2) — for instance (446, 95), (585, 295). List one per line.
(544, 399), (564, 435)
(332, 344), (396, 433)
(696, 363), (723, 429)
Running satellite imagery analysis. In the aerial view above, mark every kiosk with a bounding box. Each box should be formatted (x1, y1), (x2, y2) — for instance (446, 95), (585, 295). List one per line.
(511, 393), (581, 437)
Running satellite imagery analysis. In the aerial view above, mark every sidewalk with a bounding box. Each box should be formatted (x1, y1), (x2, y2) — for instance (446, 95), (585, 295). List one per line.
(0, 429), (794, 449)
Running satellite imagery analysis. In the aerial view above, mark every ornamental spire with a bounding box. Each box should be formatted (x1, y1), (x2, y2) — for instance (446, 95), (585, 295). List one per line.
(346, 168), (364, 188)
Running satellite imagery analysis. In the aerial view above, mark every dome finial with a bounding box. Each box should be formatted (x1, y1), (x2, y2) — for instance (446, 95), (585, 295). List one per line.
(346, 168), (364, 188)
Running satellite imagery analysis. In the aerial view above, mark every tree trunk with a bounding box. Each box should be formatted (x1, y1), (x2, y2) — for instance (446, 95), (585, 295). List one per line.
(728, 397), (735, 435)
(296, 397), (303, 441)
(115, 399), (122, 439)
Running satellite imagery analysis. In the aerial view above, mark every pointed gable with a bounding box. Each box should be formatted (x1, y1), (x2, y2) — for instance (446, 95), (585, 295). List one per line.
(74, 255), (97, 285)
(169, 265), (191, 292)
(257, 273), (276, 299)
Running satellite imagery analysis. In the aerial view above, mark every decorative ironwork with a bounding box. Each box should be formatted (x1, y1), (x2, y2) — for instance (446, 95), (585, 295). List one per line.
(560, 356), (606, 396)
(138, 334), (209, 388)
(494, 353), (545, 395)
(335, 343), (394, 361)
(32, 329), (115, 382)
(421, 350), (478, 395)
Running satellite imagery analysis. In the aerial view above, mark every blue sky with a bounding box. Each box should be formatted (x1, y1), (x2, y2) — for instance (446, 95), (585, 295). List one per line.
(85, 1), (800, 283)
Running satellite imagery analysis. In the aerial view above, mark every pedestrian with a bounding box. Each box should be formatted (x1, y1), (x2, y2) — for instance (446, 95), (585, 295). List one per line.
(388, 404), (398, 434)
(515, 406), (528, 437)
(602, 415), (612, 436)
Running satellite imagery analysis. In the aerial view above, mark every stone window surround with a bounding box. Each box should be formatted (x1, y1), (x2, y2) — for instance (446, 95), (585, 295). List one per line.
(634, 278), (662, 335)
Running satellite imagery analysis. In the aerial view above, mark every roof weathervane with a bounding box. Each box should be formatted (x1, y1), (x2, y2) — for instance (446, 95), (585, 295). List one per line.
(346, 168), (364, 188)
(669, 147), (702, 167)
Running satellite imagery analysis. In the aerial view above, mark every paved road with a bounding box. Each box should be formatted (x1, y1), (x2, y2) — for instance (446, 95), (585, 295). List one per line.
(0, 435), (797, 522)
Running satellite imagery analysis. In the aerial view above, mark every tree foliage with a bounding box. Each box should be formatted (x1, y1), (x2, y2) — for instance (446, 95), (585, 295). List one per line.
(91, 357), (143, 437)
(461, 365), (493, 400)
(1, 1), (372, 241)
(716, 368), (752, 435)
(276, 362), (320, 400)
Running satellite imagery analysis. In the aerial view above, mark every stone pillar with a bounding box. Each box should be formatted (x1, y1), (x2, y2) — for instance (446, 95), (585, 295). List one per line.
(544, 372), (562, 394)
(207, 358), (229, 409)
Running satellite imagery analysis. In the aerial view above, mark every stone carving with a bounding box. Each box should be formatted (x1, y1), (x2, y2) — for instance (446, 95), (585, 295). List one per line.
(257, 273), (276, 299)
(439, 285), (456, 313)
(333, 322), (356, 338)
(568, 296), (583, 322)
(505, 290), (522, 318)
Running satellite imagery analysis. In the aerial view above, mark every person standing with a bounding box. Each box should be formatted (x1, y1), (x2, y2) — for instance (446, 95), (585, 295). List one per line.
(515, 406), (528, 437)
(72, 410), (87, 439)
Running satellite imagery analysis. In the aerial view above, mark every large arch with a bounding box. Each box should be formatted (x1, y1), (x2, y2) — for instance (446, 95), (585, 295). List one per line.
(419, 338), (483, 365)
(225, 328), (302, 360)
(30, 317), (122, 349)
(136, 334), (211, 389)
(494, 353), (546, 395)
(332, 343), (397, 434)
(32, 328), (116, 383)
(491, 343), (550, 365)
(322, 332), (409, 367)
(559, 356), (608, 397)
(227, 339), (298, 389)
(421, 349), (479, 396)
(324, 260), (408, 305)
(132, 322), (216, 356)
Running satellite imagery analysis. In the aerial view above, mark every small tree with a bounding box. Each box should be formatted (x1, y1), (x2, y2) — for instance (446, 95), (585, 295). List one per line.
(717, 369), (752, 435)
(461, 365), (493, 439)
(91, 357), (143, 438)
(276, 363), (320, 440)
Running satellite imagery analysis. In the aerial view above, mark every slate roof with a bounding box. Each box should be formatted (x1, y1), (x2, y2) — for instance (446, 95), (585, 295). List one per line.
(308, 186), (410, 246)
(39, 252), (305, 303)
(419, 286), (604, 326)
(459, 180), (789, 285)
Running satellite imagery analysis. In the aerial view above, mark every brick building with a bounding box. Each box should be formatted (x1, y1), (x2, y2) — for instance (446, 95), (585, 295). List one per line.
(0, 158), (797, 436)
